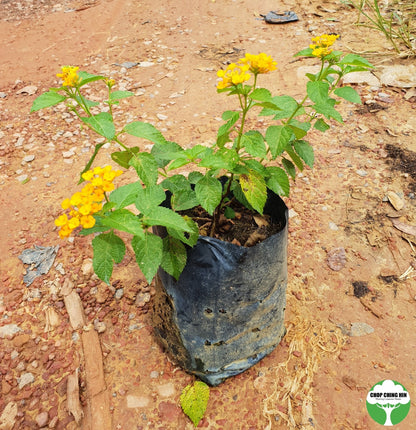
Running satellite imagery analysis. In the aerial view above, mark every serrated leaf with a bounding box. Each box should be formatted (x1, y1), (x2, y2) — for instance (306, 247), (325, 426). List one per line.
(30, 91), (66, 112)
(198, 148), (238, 171)
(109, 90), (134, 100)
(111, 147), (140, 169)
(282, 158), (296, 179)
(131, 233), (163, 283)
(143, 206), (196, 233)
(167, 216), (199, 247)
(265, 125), (294, 158)
(294, 47), (314, 57)
(188, 171), (204, 184)
(293, 140), (314, 168)
(134, 184), (167, 214)
(101, 209), (145, 236)
(194, 175), (223, 215)
(92, 232), (126, 284)
(171, 188), (199, 211)
(110, 182), (142, 209)
(260, 95), (301, 120)
(334, 86), (362, 104)
(313, 118), (330, 132)
(285, 145), (304, 171)
(313, 100), (343, 123)
(180, 381), (210, 428)
(307, 81), (330, 105)
(123, 121), (167, 144)
(217, 111), (240, 137)
(240, 170), (267, 214)
(161, 236), (187, 280)
(249, 88), (272, 102)
(82, 112), (115, 140)
(151, 141), (184, 168)
(129, 152), (159, 186)
(78, 71), (106, 86)
(241, 131), (267, 158)
(266, 166), (290, 197)
(339, 54), (373, 68)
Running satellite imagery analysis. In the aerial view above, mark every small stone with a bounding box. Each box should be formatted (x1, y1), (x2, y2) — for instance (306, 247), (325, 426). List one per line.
(16, 174), (29, 183)
(94, 320), (106, 333)
(81, 259), (94, 278)
(135, 291), (150, 307)
(17, 372), (35, 389)
(16, 85), (38, 95)
(288, 209), (298, 218)
(157, 113), (168, 120)
(126, 395), (150, 408)
(157, 383), (176, 397)
(22, 155), (35, 164)
(327, 247), (346, 271)
(356, 169), (368, 177)
(139, 61), (154, 67)
(35, 411), (49, 428)
(15, 137), (25, 147)
(12, 334), (30, 347)
(387, 191), (404, 211)
(62, 150), (74, 158)
(150, 370), (159, 379)
(62, 131), (73, 138)
(0, 324), (22, 338)
(115, 288), (124, 300)
(349, 322), (374, 337)
(0, 92), (7, 98)
(329, 222), (339, 231)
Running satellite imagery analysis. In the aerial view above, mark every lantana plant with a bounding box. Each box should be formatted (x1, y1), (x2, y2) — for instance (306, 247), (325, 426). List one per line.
(31, 35), (373, 285)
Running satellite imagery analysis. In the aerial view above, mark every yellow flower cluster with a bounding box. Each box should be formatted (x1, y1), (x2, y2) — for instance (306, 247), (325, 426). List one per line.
(217, 63), (251, 90)
(217, 53), (277, 89)
(57, 66), (80, 87)
(55, 166), (122, 238)
(309, 34), (340, 58)
(240, 53), (277, 74)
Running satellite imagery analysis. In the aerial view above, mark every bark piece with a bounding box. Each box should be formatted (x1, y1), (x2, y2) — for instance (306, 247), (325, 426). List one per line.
(67, 370), (84, 425)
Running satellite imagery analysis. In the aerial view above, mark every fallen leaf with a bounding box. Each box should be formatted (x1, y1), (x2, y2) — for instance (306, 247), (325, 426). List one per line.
(391, 218), (416, 237)
(387, 191), (404, 210)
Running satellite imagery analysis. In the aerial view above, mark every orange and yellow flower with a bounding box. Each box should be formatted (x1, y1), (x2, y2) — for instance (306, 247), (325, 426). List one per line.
(55, 165), (122, 238)
(217, 63), (251, 89)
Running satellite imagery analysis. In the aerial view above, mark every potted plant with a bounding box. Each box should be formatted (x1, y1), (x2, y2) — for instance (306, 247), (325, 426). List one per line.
(31, 35), (372, 387)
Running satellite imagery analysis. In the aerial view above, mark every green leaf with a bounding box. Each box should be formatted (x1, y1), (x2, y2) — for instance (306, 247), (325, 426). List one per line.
(82, 112), (115, 140)
(143, 206), (196, 233)
(241, 131), (267, 158)
(265, 125), (294, 158)
(334, 86), (362, 104)
(288, 120), (310, 139)
(240, 170), (267, 214)
(74, 95), (99, 108)
(188, 171), (204, 184)
(293, 140), (314, 168)
(167, 217), (199, 247)
(151, 141), (184, 168)
(224, 206), (236, 219)
(161, 237), (187, 280)
(101, 209), (145, 236)
(180, 381), (210, 428)
(294, 47), (314, 57)
(129, 152), (159, 186)
(92, 232), (126, 284)
(131, 232), (163, 283)
(198, 148), (239, 171)
(285, 145), (304, 171)
(78, 71), (107, 86)
(260, 95), (302, 120)
(307, 81), (330, 105)
(162, 174), (190, 193)
(194, 175), (223, 215)
(110, 182), (142, 209)
(313, 100), (343, 123)
(314, 118), (330, 132)
(171, 188), (199, 211)
(111, 147), (140, 169)
(123, 121), (167, 144)
(134, 184), (167, 214)
(339, 54), (373, 68)
(282, 158), (296, 179)
(30, 91), (66, 112)
(249, 88), (272, 102)
(217, 111), (240, 141)
(109, 90), (134, 100)
(266, 166), (290, 197)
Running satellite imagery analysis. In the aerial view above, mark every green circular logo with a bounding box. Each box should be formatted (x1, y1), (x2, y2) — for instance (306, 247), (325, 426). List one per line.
(366, 380), (410, 426)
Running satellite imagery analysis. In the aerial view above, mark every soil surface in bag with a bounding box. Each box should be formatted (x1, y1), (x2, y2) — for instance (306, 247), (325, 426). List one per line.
(153, 193), (288, 386)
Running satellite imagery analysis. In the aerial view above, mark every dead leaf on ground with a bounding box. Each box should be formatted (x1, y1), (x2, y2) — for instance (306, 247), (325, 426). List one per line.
(391, 219), (416, 237)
